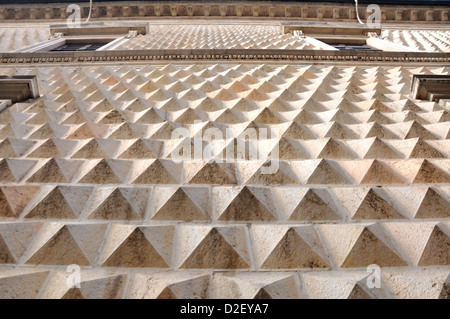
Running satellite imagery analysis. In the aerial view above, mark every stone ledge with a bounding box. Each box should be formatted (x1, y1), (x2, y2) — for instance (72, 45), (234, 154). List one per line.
(0, 49), (449, 64)
(0, 75), (40, 102)
(0, 2), (448, 23)
(411, 75), (450, 102)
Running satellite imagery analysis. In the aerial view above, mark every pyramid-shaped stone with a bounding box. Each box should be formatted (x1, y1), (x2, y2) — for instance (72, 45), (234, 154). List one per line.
(0, 138), (34, 158)
(363, 138), (402, 159)
(0, 189), (15, 218)
(347, 284), (374, 299)
(103, 228), (168, 268)
(89, 189), (141, 220)
(27, 159), (70, 183)
(412, 160), (450, 184)
(118, 139), (157, 159)
(353, 189), (405, 220)
(62, 288), (85, 299)
(188, 162), (237, 185)
(218, 187), (275, 221)
(180, 228), (249, 269)
(409, 138), (446, 158)
(79, 160), (122, 184)
(0, 159), (18, 182)
(289, 189), (340, 221)
(0, 186), (40, 218)
(27, 139), (65, 158)
(72, 139), (109, 158)
(307, 160), (352, 185)
(0, 270), (50, 299)
(26, 226), (90, 266)
(418, 225), (449, 266)
(415, 188), (450, 218)
(261, 228), (328, 269)
(404, 121), (438, 140)
(360, 160), (406, 184)
(153, 188), (207, 221)
(341, 227), (407, 268)
(275, 138), (309, 159)
(26, 187), (77, 219)
(0, 235), (15, 263)
(282, 122), (315, 139)
(315, 138), (357, 159)
(133, 159), (179, 184)
(246, 164), (298, 185)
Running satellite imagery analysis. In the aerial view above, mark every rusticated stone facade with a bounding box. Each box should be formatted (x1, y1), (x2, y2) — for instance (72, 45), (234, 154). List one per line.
(0, 3), (449, 299)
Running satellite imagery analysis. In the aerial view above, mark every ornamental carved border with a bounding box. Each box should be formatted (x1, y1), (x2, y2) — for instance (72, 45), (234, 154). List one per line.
(0, 2), (448, 23)
(0, 49), (449, 64)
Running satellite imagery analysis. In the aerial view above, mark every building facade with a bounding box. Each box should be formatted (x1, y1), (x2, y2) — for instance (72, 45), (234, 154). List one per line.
(0, 1), (449, 299)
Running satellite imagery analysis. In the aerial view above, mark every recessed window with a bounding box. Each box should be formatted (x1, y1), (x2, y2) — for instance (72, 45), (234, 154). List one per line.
(316, 37), (381, 51)
(0, 76), (40, 103)
(14, 37), (117, 53)
(50, 43), (107, 52)
(411, 75), (450, 103)
(331, 43), (381, 51)
(43, 39), (113, 52)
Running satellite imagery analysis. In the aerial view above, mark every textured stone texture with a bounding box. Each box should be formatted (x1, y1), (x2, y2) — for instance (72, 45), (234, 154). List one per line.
(0, 23), (449, 299)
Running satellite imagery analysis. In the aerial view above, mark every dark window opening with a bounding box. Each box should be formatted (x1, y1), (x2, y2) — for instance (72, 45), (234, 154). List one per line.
(332, 43), (381, 51)
(411, 75), (450, 102)
(50, 43), (105, 52)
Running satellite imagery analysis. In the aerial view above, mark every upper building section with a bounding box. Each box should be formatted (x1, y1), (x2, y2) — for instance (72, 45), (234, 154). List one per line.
(0, 1), (448, 63)
(1, 22), (449, 53)
(0, 1), (449, 23)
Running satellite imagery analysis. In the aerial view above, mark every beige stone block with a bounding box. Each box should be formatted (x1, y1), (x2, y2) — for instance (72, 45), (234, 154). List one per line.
(100, 224), (174, 268)
(212, 272), (301, 299)
(127, 271), (210, 299)
(0, 268), (50, 299)
(177, 225), (251, 269)
(252, 225), (329, 270)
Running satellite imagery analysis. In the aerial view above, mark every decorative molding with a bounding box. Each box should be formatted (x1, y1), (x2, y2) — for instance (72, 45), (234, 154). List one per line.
(0, 2), (449, 23)
(0, 75), (40, 102)
(282, 23), (382, 36)
(1, 49), (449, 64)
(411, 74), (450, 102)
(49, 22), (149, 36)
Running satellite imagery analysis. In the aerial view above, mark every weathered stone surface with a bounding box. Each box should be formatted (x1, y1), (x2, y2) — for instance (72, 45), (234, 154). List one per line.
(0, 29), (449, 298)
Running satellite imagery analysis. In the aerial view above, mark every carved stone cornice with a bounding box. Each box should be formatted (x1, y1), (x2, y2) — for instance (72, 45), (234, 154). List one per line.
(0, 1), (449, 23)
(0, 75), (40, 102)
(1, 49), (449, 64)
(411, 75), (450, 102)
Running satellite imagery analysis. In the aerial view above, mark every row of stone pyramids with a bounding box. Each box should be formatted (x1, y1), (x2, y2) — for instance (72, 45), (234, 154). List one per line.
(1, 120), (449, 141)
(1, 26), (448, 54)
(0, 267), (448, 299)
(1, 136), (449, 159)
(380, 29), (450, 53)
(28, 64), (447, 107)
(116, 25), (318, 50)
(0, 97), (449, 127)
(0, 221), (448, 270)
(0, 27), (50, 52)
(0, 62), (448, 299)
(1, 184), (448, 221)
(0, 157), (448, 184)
(2, 103), (449, 125)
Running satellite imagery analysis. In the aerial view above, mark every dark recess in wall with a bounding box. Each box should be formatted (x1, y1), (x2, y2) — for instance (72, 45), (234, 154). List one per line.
(1, 0), (449, 6)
